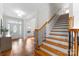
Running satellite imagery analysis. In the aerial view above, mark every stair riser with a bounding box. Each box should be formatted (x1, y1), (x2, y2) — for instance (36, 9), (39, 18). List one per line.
(52, 28), (67, 29)
(55, 25), (69, 26)
(50, 32), (68, 34)
(46, 39), (68, 46)
(51, 29), (68, 31)
(48, 35), (68, 39)
(53, 26), (68, 28)
(51, 31), (68, 32)
(49, 33), (68, 36)
(53, 25), (68, 26)
(46, 40), (68, 49)
(46, 37), (68, 42)
(54, 25), (68, 27)
(56, 22), (68, 23)
(35, 50), (51, 56)
(41, 44), (67, 56)
(40, 48), (57, 56)
(56, 21), (68, 22)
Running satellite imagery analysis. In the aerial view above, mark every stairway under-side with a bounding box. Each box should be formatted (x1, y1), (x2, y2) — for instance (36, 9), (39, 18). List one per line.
(35, 14), (69, 56)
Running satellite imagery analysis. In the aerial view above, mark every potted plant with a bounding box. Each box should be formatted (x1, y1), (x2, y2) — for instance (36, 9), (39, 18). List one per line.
(0, 18), (8, 37)
(1, 28), (8, 37)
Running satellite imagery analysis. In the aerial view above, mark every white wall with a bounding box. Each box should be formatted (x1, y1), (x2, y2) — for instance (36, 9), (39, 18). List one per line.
(73, 3), (79, 28)
(0, 3), (3, 16)
(3, 15), (23, 39)
(36, 3), (50, 29)
(69, 3), (73, 17)
(46, 15), (60, 37)
(23, 16), (36, 38)
(0, 3), (3, 36)
(69, 3), (79, 29)
(36, 3), (63, 29)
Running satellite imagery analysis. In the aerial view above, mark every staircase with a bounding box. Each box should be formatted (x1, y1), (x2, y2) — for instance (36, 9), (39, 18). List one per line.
(35, 14), (69, 56)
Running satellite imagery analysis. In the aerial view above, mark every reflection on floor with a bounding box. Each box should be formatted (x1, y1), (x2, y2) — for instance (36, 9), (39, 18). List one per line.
(0, 37), (34, 56)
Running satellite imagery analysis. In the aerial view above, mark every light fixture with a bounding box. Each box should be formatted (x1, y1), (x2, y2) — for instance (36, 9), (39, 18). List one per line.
(28, 26), (31, 29)
(15, 9), (25, 17)
(65, 9), (69, 13)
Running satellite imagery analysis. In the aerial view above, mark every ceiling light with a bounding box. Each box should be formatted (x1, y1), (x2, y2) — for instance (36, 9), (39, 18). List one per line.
(15, 10), (25, 17)
(65, 9), (69, 13)
(28, 26), (31, 29)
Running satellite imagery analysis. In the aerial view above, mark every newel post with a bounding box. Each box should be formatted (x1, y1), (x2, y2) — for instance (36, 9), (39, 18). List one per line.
(68, 29), (79, 56)
(34, 29), (39, 50)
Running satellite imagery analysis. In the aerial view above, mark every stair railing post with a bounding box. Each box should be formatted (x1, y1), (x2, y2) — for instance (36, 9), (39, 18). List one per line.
(34, 26), (46, 50)
(74, 30), (78, 56)
(76, 30), (78, 56)
(43, 25), (46, 42)
(68, 31), (71, 56)
(71, 31), (74, 56)
(34, 29), (39, 50)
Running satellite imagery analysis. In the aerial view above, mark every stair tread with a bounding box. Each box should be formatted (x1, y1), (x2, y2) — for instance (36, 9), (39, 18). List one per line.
(46, 39), (68, 46)
(51, 31), (68, 34)
(51, 30), (68, 32)
(40, 48), (58, 56)
(35, 49), (51, 56)
(52, 29), (68, 31)
(56, 23), (68, 24)
(53, 27), (68, 28)
(52, 28), (68, 29)
(49, 33), (68, 36)
(46, 39), (68, 49)
(41, 43), (68, 56)
(54, 25), (68, 26)
(48, 35), (68, 39)
(46, 37), (68, 42)
(56, 22), (68, 23)
(55, 23), (68, 25)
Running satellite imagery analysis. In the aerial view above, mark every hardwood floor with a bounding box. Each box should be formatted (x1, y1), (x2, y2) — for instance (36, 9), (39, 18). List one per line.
(0, 37), (35, 56)
(0, 36), (79, 56)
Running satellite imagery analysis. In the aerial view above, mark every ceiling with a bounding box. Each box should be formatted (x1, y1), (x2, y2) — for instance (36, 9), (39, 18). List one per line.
(0, 3), (69, 19)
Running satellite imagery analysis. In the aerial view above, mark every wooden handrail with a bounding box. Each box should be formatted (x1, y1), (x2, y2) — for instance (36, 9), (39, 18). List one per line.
(48, 14), (56, 23)
(38, 8), (61, 31)
(38, 14), (56, 31)
(34, 14), (57, 49)
(34, 9), (61, 49)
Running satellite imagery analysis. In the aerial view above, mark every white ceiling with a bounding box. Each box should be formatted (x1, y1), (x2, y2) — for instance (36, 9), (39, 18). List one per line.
(1, 3), (69, 19)
(3, 3), (39, 19)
